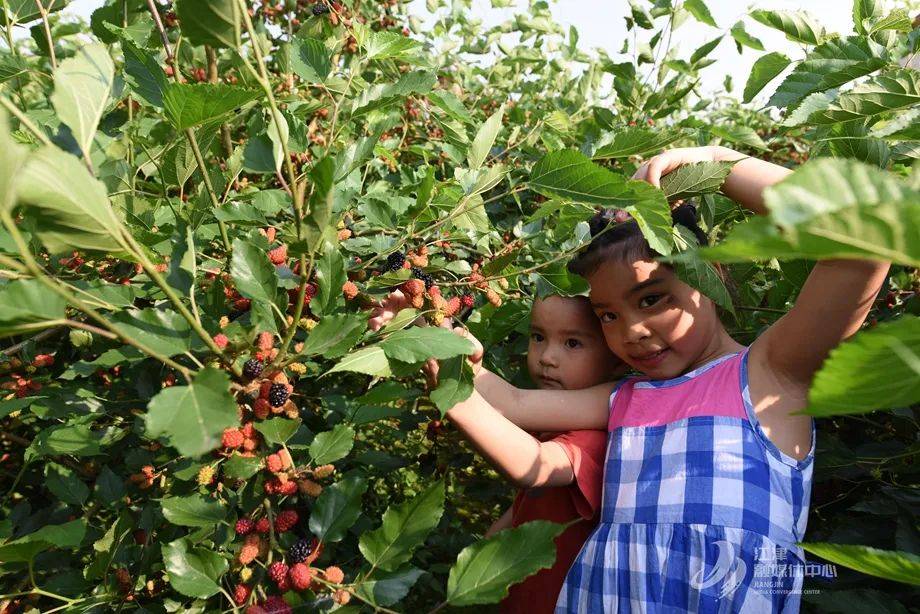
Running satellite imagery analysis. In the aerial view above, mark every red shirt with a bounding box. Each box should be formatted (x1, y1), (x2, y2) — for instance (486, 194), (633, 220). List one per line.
(499, 430), (608, 613)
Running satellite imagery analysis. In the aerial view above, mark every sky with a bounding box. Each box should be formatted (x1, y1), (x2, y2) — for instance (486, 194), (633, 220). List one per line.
(29, 0), (887, 101)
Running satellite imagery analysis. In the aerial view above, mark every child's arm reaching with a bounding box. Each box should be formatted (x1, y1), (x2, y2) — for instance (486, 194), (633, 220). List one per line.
(485, 506), (514, 538)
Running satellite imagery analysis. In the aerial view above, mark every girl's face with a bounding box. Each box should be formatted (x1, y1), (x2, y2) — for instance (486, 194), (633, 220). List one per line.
(527, 296), (626, 390)
(587, 258), (724, 379)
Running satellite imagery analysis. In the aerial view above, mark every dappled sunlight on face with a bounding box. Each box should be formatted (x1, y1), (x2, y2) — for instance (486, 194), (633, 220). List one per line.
(586, 258), (728, 379)
(526, 296), (628, 390)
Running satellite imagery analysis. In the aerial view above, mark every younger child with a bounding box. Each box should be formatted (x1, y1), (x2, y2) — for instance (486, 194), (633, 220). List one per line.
(447, 146), (890, 612)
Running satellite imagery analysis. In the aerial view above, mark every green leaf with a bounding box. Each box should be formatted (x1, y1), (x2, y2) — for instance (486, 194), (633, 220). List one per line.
(175, 0), (239, 49)
(660, 161), (735, 201)
(708, 125), (768, 151)
(354, 566), (424, 607)
(380, 327), (475, 362)
(313, 246), (346, 318)
(781, 90), (837, 127)
(230, 237), (279, 305)
(852, 0), (882, 35)
(749, 9), (825, 45)
(46, 464), (89, 505)
(0, 519), (86, 563)
(291, 35), (331, 83)
(690, 36), (723, 64)
(163, 83), (261, 130)
(309, 424), (355, 465)
(365, 30), (423, 60)
(3, 0), (69, 24)
(446, 520), (567, 605)
(0, 279), (66, 337)
(531, 261), (590, 298)
(806, 317), (920, 416)
(161, 494), (226, 527)
(162, 538), (228, 598)
(299, 314), (366, 358)
(684, 0), (717, 27)
(50, 43), (114, 161)
(326, 345), (392, 377)
(223, 454), (262, 480)
(592, 127), (684, 160)
(430, 356), (474, 414)
(254, 417), (301, 445)
(359, 481), (445, 571)
(110, 308), (193, 357)
(743, 52), (791, 103)
(769, 36), (888, 110)
(807, 69), (920, 125)
(822, 120), (890, 168)
(304, 156), (336, 252)
(17, 146), (127, 255)
(351, 71), (437, 116)
(0, 108), (27, 213)
(730, 21), (764, 51)
(120, 38), (168, 108)
(145, 368), (239, 457)
(800, 543), (920, 586)
(30, 422), (101, 458)
(467, 104), (504, 170)
(309, 472), (367, 542)
(671, 228), (735, 316)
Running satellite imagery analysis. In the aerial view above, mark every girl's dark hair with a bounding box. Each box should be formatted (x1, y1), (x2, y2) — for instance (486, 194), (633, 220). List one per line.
(569, 202), (708, 277)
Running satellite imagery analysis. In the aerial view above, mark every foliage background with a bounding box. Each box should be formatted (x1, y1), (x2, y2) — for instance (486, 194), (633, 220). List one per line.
(0, 0), (918, 612)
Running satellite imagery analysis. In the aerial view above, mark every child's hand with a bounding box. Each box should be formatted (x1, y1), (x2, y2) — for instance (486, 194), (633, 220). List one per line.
(423, 327), (484, 390)
(632, 146), (743, 187)
(367, 290), (412, 331)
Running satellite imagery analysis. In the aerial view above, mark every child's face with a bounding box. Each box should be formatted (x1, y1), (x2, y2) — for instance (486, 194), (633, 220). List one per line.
(586, 258), (723, 379)
(527, 296), (626, 390)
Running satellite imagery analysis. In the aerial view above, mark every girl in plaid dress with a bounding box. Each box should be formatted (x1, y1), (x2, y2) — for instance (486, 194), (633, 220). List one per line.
(447, 146), (890, 612)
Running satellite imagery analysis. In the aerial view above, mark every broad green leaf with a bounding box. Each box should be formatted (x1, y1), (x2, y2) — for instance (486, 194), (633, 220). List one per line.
(120, 38), (168, 108)
(145, 368), (239, 457)
(162, 538), (228, 598)
(351, 71), (437, 116)
(852, 0), (882, 35)
(768, 36), (888, 110)
(807, 69), (920, 125)
(781, 90), (837, 127)
(730, 21), (764, 51)
(29, 422), (101, 458)
(163, 83), (261, 130)
(335, 132), (382, 181)
(230, 237), (279, 305)
(0, 519), (86, 563)
(671, 227), (735, 316)
(743, 52), (791, 103)
(532, 261), (590, 298)
(800, 543), (920, 586)
(299, 313), (366, 358)
(303, 156), (336, 252)
(327, 345), (392, 377)
(380, 327), (475, 362)
(161, 494), (226, 527)
(684, 0), (717, 27)
(309, 424), (355, 465)
(359, 481), (445, 571)
(0, 279), (66, 337)
(354, 566), (425, 607)
(365, 30), (423, 59)
(254, 417), (301, 445)
(430, 356), (474, 414)
(660, 161), (735, 201)
(50, 43), (114, 161)
(0, 53), (27, 84)
(446, 520), (567, 605)
(267, 110), (288, 173)
(175, 0), (239, 49)
(867, 9), (912, 35)
(222, 454), (262, 480)
(292, 35), (331, 82)
(822, 120), (890, 167)
(110, 308), (193, 357)
(467, 105), (504, 170)
(313, 245), (346, 317)
(592, 127), (684, 160)
(16, 147), (127, 254)
(309, 473), (367, 542)
(749, 9), (825, 45)
(3, 0), (69, 24)
(708, 125), (768, 151)
(806, 317), (920, 416)
(0, 109), (27, 212)
(46, 464), (89, 505)
(690, 36), (722, 64)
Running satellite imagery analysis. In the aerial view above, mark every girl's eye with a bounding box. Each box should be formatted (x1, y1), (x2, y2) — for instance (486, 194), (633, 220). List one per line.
(599, 312), (616, 323)
(639, 294), (663, 309)
(530, 332), (544, 342)
(565, 338), (582, 349)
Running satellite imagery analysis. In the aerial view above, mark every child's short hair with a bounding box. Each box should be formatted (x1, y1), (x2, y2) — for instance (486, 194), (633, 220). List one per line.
(568, 203), (707, 278)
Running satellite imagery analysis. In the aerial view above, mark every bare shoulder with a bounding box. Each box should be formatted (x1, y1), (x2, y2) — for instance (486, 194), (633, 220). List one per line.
(746, 341), (814, 462)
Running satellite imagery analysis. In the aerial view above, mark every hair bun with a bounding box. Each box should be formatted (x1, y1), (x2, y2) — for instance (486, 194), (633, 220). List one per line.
(670, 202), (708, 246)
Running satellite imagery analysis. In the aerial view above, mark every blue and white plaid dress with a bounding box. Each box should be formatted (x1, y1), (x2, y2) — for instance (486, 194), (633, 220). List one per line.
(556, 350), (815, 613)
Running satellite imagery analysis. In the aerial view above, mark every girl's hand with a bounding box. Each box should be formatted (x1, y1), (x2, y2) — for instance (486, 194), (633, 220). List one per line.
(632, 145), (744, 187)
(423, 327), (484, 390)
(367, 290), (412, 331)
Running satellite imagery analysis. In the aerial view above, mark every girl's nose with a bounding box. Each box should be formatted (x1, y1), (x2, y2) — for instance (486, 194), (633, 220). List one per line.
(539, 347), (560, 367)
(623, 318), (652, 343)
